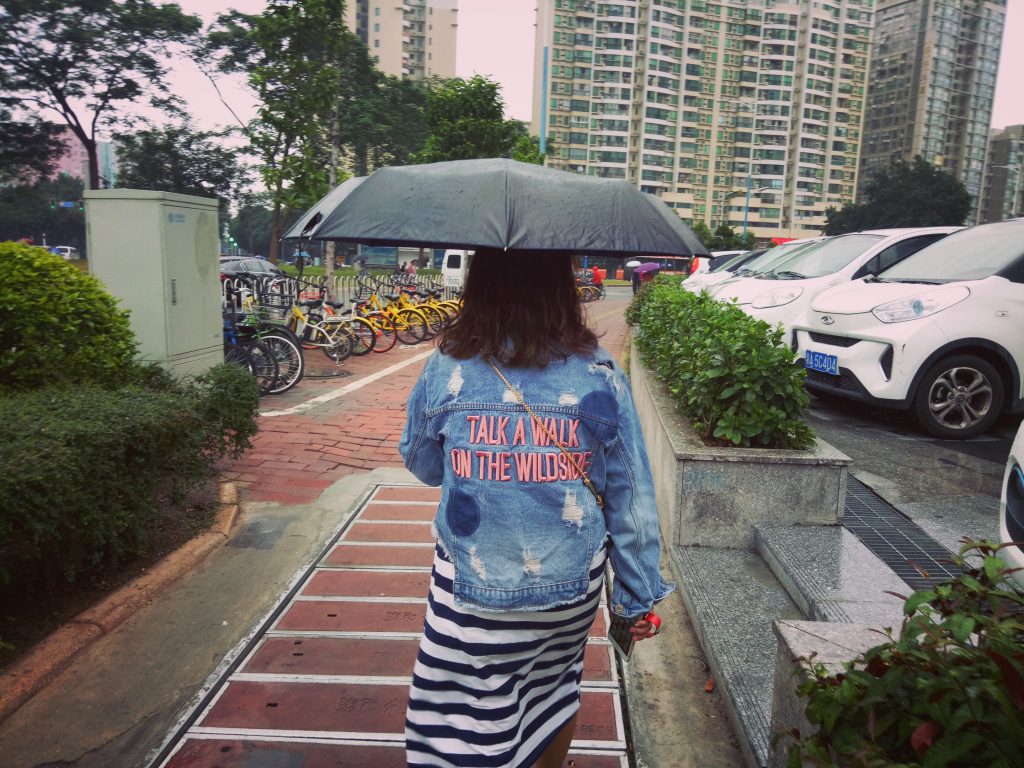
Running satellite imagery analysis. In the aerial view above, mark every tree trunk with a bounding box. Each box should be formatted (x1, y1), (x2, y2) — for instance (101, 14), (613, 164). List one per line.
(323, 110), (340, 297)
(85, 138), (100, 190)
(269, 185), (283, 262)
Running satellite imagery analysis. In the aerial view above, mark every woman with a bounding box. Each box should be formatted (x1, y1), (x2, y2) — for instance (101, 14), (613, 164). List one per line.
(400, 248), (673, 768)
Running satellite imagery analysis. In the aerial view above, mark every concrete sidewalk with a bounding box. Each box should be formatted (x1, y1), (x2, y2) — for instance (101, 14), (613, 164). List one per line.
(0, 291), (742, 767)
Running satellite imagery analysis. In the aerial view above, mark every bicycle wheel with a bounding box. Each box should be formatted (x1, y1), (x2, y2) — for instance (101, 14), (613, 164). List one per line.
(244, 339), (280, 395)
(365, 312), (398, 353)
(260, 331), (305, 394)
(395, 307), (429, 345)
(322, 323), (356, 363)
(345, 316), (377, 356)
(418, 303), (446, 337)
(223, 343), (252, 371)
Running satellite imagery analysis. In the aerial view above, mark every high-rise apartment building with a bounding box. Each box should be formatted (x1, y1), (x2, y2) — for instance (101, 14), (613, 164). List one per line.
(978, 124), (1023, 222)
(859, 0), (1006, 220)
(345, 0), (458, 81)
(531, 0), (873, 242)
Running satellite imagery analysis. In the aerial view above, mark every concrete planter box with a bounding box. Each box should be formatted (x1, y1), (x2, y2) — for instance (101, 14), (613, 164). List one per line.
(629, 343), (851, 548)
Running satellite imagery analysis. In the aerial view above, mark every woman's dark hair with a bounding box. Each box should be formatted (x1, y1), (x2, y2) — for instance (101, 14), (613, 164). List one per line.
(438, 249), (598, 367)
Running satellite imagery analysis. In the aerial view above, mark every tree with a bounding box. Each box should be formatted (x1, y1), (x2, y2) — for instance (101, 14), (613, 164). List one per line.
(823, 156), (972, 235)
(206, 1), (347, 261)
(690, 220), (713, 248)
(0, 109), (63, 183)
(230, 197), (275, 257)
(0, 0), (201, 190)
(412, 76), (543, 164)
(114, 123), (250, 222)
(0, 175), (85, 251)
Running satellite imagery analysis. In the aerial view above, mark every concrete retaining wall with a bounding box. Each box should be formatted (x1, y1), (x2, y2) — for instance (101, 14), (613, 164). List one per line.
(629, 344), (851, 548)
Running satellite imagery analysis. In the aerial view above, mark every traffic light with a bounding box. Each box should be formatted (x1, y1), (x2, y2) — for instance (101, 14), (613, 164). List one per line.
(78, 199), (84, 212)
(49, 199), (56, 209)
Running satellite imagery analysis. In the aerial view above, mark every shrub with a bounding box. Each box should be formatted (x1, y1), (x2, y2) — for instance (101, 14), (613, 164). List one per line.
(0, 364), (259, 592)
(630, 275), (814, 449)
(0, 241), (137, 391)
(781, 541), (1024, 768)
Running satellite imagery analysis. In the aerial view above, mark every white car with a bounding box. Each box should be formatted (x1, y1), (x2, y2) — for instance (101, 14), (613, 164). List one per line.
(793, 218), (1024, 438)
(1000, 420), (1024, 587)
(690, 237), (824, 294)
(687, 250), (745, 279)
(710, 228), (961, 336)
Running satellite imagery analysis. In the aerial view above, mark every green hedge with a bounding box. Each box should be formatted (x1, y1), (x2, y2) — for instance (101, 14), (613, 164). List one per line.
(0, 364), (259, 592)
(0, 241), (137, 392)
(782, 541), (1024, 767)
(629, 275), (814, 449)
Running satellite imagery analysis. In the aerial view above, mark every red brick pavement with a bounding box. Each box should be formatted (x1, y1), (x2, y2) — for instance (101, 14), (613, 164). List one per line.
(221, 297), (631, 506)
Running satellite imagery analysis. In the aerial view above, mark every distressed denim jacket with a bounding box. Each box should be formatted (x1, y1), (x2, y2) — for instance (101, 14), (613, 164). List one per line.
(400, 347), (675, 617)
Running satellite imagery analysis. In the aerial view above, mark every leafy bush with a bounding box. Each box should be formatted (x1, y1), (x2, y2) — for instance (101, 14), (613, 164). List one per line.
(782, 541), (1024, 768)
(0, 241), (137, 391)
(630, 275), (814, 449)
(0, 364), (259, 592)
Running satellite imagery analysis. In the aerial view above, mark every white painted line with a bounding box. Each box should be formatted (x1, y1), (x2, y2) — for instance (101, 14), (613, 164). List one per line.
(315, 565), (433, 573)
(179, 733), (406, 748)
(364, 499), (441, 505)
(190, 726), (405, 744)
(231, 672), (413, 685)
(265, 630), (423, 639)
(261, 349), (433, 417)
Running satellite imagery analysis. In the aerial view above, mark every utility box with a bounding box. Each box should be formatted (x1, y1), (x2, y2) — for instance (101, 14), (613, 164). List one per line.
(85, 189), (223, 378)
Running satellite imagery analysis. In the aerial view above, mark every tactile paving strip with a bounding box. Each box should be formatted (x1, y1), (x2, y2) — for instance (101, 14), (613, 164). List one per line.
(844, 476), (962, 591)
(154, 485), (628, 767)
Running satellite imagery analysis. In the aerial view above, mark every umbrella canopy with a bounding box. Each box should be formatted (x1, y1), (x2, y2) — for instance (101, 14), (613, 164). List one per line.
(283, 176), (366, 240)
(633, 262), (662, 274)
(307, 158), (708, 258)
(625, 260), (642, 268)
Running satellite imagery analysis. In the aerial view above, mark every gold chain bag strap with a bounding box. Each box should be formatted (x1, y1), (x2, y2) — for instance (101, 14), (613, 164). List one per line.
(487, 358), (605, 510)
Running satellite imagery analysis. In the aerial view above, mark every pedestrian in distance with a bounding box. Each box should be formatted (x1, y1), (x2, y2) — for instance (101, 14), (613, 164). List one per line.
(408, 260), (418, 276)
(400, 248), (673, 768)
(397, 261), (408, 275)
(631, 268), (641, 295)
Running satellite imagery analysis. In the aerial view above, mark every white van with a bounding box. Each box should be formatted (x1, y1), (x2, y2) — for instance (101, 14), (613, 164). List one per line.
(53, 245), (80, 261)
(442, 249), (473, 289)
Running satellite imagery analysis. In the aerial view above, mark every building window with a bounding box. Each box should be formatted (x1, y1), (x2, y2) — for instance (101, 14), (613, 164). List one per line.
(374, 39), (379, 48)
(375, 6), (379, 15)
(374, 23), (379, 31)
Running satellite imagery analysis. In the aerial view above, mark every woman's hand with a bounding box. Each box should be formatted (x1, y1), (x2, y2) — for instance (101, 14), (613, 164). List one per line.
(628, 611), (662, 641)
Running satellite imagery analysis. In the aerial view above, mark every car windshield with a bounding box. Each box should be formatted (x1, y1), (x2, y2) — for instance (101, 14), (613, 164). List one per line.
(734, 240), (822, 275)
(711, 250), (764, 273)
(765, 234), (884, 278)
(878, 221), (1024, 282)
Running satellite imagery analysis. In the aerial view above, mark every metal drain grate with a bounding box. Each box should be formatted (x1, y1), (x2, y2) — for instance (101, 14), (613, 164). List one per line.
(844, 477), (962, 592)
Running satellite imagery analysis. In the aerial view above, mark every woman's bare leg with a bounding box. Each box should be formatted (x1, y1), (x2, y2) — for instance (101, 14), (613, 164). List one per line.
(533, 713), (577, 768)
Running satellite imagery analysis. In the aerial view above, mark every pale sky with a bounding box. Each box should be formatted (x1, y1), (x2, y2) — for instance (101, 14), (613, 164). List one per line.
(168, 0), (1022, 133)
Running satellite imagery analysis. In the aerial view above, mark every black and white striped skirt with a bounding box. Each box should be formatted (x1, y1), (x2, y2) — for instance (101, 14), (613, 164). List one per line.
(405, 544), (607, 768)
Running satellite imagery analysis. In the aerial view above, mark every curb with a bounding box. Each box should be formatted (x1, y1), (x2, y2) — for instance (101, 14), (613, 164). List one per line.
(0, 482), (241, 726)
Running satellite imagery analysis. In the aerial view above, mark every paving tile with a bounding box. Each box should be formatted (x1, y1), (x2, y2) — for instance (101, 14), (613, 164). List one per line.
(165, 739), (407, 768)
(360, 502), (438, 521)
(303, 571), (432, 599)
(372, 486), (442, 503)
(275, 600), (427, 634)
(326, 544), (436, 568)
(199, 682), (619, 745)
(344, 522), (435, 543)
(242, 637), (420, 677)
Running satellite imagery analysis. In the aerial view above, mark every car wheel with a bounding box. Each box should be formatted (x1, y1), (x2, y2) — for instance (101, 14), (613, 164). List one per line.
(911, 354), (1004, 439)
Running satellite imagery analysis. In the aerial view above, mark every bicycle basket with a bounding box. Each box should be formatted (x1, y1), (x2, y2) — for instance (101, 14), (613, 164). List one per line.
(253, 294), (293, 324)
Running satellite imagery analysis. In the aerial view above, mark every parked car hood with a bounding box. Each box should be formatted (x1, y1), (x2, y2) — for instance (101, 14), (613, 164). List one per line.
(809, 279), (966, 314)
(712, 274), (834, 304)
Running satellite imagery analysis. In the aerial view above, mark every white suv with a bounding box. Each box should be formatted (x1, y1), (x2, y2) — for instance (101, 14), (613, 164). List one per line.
(1000, 421), (1024, 587)
(711, 227), (961, 337)
(793, 219), (1024, 438)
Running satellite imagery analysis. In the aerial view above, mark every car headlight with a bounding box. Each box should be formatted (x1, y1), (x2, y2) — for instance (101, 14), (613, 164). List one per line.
(751, 286), (803, 309)
(871, 285), (970, 323)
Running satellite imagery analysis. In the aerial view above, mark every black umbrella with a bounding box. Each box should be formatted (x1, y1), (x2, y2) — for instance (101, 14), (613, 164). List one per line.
(282, 175), (366, 240)
(306, 158), (708, 257)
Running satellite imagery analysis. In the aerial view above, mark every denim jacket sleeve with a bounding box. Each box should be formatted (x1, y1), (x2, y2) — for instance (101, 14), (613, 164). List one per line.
(400, 353), (445, 486)
(602, 362), (675, 617)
